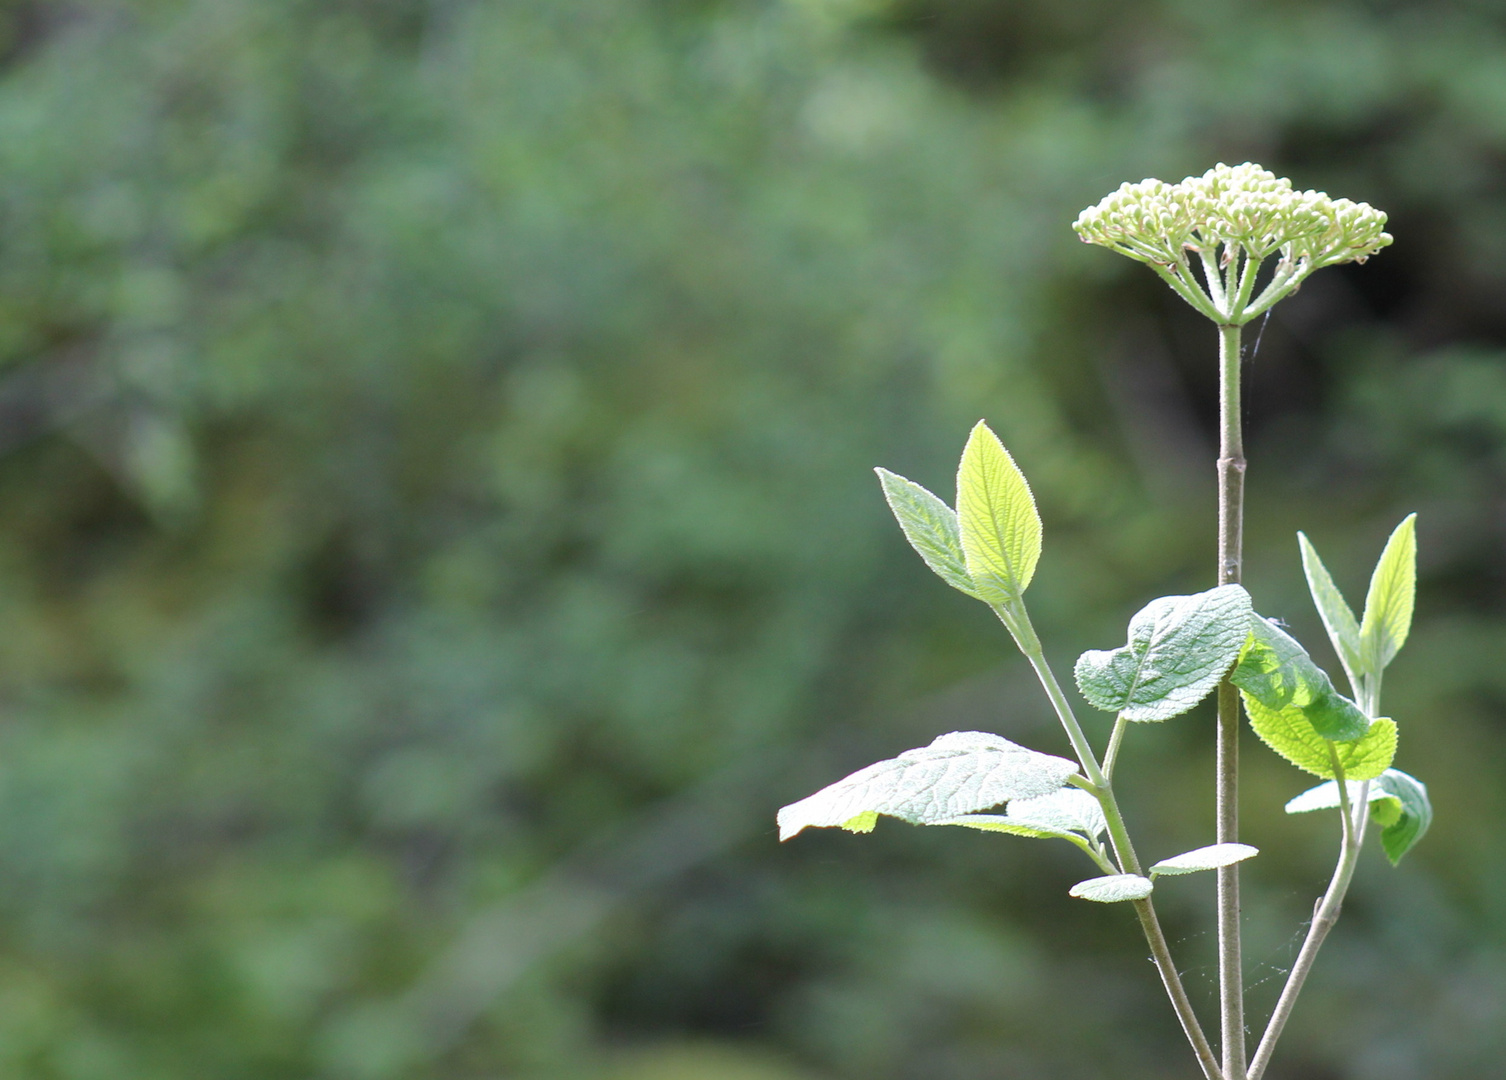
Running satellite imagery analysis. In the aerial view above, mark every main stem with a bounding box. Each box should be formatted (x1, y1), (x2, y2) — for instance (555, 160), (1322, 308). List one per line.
(1216, 322), (1246, 1080)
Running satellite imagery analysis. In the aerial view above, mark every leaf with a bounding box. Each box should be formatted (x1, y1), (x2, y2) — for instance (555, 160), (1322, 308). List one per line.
(1149, 843), (1259, 877)
(841, 811), (878, 833)
(955, 421), (1042, 604)
(933, 815), (1077, 841)
(1069, 874), (1154, 902)
(1360, 514), (1417, 674)
(1230, 616), (1370, 742)
(1004, 788), (1107, 839)
(1242, 692), (1397, 780)
(1298, 532), (1363, 693)
(777, 731), (1079, 841)
(1283, 779), (1395, 815)
(875, 468), (981, 598)
(1074, 585), (1252, 721)
(1372, 768), (1432, 865)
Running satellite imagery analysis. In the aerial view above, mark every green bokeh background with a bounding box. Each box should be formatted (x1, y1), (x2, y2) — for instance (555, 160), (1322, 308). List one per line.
(0, 0), (1498, 1076)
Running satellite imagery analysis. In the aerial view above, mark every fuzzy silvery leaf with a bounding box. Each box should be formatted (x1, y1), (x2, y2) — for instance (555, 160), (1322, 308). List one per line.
(875, 468), (981, 599)
(1069, 874), (1154, 903)
(1283, 779), (1394, 816)
(955, 421), (1041, 605)
(1004, 788), (1107, 839)
(1360, 514), (1417, 675)
(776, 731), (1079, 841)
(1242, 693), (1396, 780)
(1298, 532), (1363, 694)
(1074, 585), (1252, 721)
(1149, 843), (1259, 877)
(932, 815), (1077, 841)
(1231, 616), (1370, 742)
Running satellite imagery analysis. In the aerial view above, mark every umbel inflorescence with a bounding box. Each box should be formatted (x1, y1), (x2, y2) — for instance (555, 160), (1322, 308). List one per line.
(1073, 162), (1392, 325)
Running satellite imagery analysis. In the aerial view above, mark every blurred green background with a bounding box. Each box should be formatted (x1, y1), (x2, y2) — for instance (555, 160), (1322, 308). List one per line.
(0, 0), (1498, 1076)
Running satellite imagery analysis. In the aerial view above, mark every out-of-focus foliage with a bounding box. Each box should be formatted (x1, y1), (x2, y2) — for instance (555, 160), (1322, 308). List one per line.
(0, 0), (1499, 1077)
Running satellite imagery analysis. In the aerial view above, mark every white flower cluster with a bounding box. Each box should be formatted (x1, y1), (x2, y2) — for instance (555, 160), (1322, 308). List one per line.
(1073, 163), (1391, 322)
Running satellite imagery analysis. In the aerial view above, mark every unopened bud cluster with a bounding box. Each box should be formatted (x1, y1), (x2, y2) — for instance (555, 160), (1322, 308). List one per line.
(1074, 164), (1391, 323)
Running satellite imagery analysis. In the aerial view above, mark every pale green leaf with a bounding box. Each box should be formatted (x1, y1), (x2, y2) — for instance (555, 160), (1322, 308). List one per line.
(1069, 874), (1154, 902)
(1298, 532), (1363, 693)
(956, 421), (1041, 604)
(1283, 779), (1395, 815)
(1242, 692), (1396, 780)
(841, 811), (878, 833)
(1373, 768), (1432, 865)
(1360, 514), (1417, 674)
(777, 731), (1079, 841)
(1074, 585), (1252, 721)
(1230, 616), (1369, 742)
(875, 468), (980, 598)
(1149, 843), (1259, 877)
(932, 815), (1076, 841)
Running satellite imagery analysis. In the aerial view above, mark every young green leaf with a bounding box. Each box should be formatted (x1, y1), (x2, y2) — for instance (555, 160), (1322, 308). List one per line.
(1298, 532), (1363, 693)
(1360, 513), (1418, 674)
(1242, 693), (1397, 780)
(1069, 874), (1154, 902)
(1230, 616), (1370, 742)
(776, 731), (1079, 841)
(874, 468), (981, 599)
(1372, 768), (1432, 865)
(1074, 585), (1252, 721)
(1149, 843), (1259, 877)
(955, 421), (1042, 605)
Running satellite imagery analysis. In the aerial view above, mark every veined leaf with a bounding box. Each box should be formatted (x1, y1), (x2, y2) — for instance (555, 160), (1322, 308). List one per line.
(1074, 585), (1252, 721)
(777, 731), (1079, 841)
(1373, 768), (1432, 865)
(1150, 843), (1259, 877)
(1242, 692), (1396, 780)
(875, 468), (981, 598)
(956, 421), (1041, 604)
(1283, 779), (1394, 815)
(1360, 514), (1418, 674)
(1069, 874), (1154, 902)
(1004, 788), (1107, 839)
(1231, 616), (1370, 742)
(1298, 532), (1363, 693)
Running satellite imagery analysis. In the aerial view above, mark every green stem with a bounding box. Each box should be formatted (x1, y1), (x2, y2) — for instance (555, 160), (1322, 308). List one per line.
(1247, 751), (1364, 1080)
(1215, 320), (1246, 1080)
(1103, 714), (1130, 780)
(995, 602), (1223, 1080)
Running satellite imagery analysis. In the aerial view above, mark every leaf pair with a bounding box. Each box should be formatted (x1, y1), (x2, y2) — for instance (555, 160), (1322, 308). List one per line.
(1070, 843), (1258, 904)
(1285, 769), (1432, 864)
(1299, 514), (1416, 697)
(876, 421), (1040, 607)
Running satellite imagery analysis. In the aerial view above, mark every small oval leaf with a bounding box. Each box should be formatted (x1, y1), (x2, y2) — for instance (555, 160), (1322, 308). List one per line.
(1150, 843), (1259, 877)
(1069, 874), (1154, 903)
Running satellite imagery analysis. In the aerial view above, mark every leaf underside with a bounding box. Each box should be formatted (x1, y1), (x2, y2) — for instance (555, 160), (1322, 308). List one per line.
(956, 421), (1041, 605)
(875, 468), (980, 598)
(1150, 842), (1259, 876)
(777, 731), (1079, 841)
(1074, 584), (1252, 721)
(1070, 874), (1154, 903)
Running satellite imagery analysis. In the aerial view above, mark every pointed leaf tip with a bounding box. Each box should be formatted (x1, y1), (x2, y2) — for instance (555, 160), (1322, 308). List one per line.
(1360, 514), (1418, 675)
(1150, 843), (1259, 877)
(1298, 532), (1363, 693)
(955, 421), (1041, 605)
(875, 468), (981, 598)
